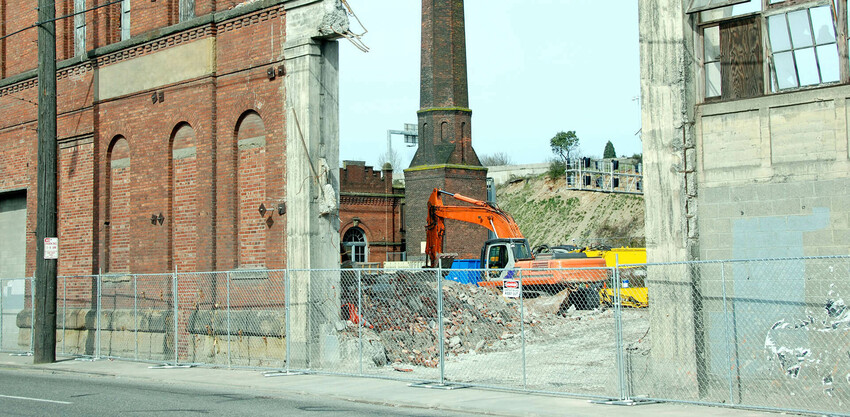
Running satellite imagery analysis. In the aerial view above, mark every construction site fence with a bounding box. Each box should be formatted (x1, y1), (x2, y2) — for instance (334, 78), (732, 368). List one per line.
(1, 256), (848, 417)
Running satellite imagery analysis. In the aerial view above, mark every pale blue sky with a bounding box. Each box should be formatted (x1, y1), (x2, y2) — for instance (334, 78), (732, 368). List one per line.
(338, 0), (641, 168)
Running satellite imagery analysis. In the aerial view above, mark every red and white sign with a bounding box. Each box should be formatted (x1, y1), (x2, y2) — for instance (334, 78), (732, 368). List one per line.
(44, 237), (59, 259)
(502, 279), (520, 298)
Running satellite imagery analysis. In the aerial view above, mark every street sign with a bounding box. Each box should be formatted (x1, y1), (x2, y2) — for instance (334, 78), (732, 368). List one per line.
(44, 237), (58, 259)
(502, 279), (520, 298)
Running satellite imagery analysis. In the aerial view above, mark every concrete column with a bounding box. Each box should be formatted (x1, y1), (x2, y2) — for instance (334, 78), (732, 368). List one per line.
(283, 0), (344, 369)
(639, 0), (704, 399)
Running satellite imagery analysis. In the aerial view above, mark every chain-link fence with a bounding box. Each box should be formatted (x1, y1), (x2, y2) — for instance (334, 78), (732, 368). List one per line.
(0, 277), (32, 354)
(4, 256), (848, 416)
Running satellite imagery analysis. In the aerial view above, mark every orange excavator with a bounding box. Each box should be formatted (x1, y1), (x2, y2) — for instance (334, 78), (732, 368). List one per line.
(426, 189), (608, 309)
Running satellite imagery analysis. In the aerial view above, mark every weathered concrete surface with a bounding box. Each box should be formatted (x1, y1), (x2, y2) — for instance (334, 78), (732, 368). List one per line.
(639, 0), (702, 399)
(97, 38), (216, 101)
(283, 0), (345, 369)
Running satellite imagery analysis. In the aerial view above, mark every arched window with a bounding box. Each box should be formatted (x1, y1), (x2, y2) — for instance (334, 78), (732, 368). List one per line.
(343, 227), (368, 263)
(170, 123), (197, 272)
(106, 136), (131, 273)
(235, 111), (267, 268)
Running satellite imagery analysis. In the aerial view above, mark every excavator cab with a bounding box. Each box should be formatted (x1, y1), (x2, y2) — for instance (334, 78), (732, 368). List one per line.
(481, 238), (533, 281)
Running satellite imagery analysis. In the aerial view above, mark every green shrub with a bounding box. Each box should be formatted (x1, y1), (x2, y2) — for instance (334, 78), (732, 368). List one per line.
(547, 159), (566, 180)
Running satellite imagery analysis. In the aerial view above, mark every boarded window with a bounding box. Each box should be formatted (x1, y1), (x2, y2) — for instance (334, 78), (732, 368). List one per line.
(107, 137), (131, 273)
(720, 16), (764, 99)
(702, 17), (764, 100)
(236, 112), (267, 269)
(170, 124), (197, 272)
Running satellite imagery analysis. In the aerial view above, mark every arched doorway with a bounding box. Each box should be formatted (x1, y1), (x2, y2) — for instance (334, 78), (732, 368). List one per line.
(342, 227), (368, 263)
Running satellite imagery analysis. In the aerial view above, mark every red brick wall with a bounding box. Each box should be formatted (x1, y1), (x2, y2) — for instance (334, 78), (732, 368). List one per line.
(339, 163), (404, 265)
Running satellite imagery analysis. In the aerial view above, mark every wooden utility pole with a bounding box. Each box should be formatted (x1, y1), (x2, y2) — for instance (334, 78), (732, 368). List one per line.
(34, 0), (57, 364)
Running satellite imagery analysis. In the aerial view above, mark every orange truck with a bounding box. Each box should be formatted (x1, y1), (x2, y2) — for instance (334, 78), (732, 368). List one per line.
(426, 189), (607, 309)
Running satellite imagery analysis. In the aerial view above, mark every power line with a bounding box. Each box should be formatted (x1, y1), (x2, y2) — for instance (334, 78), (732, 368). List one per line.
(0, 0), (124, 42)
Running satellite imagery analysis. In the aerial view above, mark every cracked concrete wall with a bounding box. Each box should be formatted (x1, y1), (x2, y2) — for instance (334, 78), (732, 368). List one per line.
(641, 0), (850, 406)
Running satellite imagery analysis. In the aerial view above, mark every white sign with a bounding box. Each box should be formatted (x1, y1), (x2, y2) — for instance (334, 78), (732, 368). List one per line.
(502, 279), (520, 298)
(44, 238), (58, 259)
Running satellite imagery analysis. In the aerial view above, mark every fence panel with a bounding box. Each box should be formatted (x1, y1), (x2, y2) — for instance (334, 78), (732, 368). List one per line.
(347, 267), (440, 382)
(1, 278), (29, 353)
(223, 269), (287, 369)
(627, 258), (850, 417)
(55, 274), (98, 357)
(127, 274), (174, 362)
(16, 256), (846, 417)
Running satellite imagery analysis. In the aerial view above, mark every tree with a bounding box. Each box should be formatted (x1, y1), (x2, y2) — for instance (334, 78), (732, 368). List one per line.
(550, 131), (579, 163)
(603, 141), (616, 159)
(377, 148), (401, 172)
(479, 152), (513, 166)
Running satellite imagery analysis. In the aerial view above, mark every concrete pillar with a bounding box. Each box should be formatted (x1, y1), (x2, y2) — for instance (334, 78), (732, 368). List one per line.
(283, 0), (344, 369)
(639, 0), (704, 398)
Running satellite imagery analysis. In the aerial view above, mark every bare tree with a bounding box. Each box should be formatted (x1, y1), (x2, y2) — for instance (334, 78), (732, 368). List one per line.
(377, 147), (402, 172)
(479, 152), (513, 166)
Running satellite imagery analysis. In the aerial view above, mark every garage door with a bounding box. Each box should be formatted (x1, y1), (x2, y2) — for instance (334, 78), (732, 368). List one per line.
(0, 190), (26, 279)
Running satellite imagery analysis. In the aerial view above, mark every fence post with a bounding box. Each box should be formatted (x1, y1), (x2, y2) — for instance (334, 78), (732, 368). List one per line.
(720, 261), (734, 405)
(133, 274), (138, 361)
(437, 261), (445, 385)
(613, 255), (628, 401)
(173, 267), (178, 365)
(61, 275), (66, 355)
(96, 269), (101, 359)
(226, 271), (231, 369)
(357, 269), (363, 376)
(30, 274), (35, 353)
(284, 269), (290, 373)
(519, 268), (527, 389)
(0, 279), (4, 351)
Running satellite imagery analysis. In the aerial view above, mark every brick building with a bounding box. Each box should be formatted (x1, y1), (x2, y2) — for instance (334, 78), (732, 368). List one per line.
(338, 161), (404, 265)
(0, 0), (347, 279)
(1, 0), (346, 362)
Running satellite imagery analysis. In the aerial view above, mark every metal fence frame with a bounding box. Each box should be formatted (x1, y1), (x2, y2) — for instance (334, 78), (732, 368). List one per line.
(1, 255), (848, 416)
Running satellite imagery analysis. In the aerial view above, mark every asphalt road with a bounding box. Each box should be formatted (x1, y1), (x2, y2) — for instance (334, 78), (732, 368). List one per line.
(0, 368), (473, 416)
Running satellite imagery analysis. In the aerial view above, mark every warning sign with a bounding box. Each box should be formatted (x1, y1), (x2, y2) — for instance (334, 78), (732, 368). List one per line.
(44, 238), (58, 259)
(502, 279), (520, 298)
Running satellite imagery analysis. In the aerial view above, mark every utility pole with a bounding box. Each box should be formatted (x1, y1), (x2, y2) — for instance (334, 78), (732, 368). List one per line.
(34, 0), (57, 364)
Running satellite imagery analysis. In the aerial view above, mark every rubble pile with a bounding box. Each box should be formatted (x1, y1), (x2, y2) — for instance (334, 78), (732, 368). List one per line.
(340, 270), (554, 368)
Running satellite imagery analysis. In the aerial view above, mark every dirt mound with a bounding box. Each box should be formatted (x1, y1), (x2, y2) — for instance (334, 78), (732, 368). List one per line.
(497, 176), (644, 248)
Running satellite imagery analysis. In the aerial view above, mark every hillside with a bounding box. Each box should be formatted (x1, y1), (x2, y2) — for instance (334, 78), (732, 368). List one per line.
(496, 176), (645, 249)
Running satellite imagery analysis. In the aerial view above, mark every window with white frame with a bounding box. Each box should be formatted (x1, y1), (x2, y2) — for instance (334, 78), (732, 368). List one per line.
(693, 0), (848, 101)
(74, 0), (86, 55)
(343, 227), (368, 263)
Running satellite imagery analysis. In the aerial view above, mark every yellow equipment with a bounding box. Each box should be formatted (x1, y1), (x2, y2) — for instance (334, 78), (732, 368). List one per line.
(582, 246), (649, 308)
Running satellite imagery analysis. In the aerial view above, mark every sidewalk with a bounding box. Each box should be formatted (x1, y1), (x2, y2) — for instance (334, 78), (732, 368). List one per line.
(0, 354), (781, 417)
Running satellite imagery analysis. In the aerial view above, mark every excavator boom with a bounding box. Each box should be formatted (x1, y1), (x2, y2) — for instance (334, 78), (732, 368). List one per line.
(426, 189), (524, 266)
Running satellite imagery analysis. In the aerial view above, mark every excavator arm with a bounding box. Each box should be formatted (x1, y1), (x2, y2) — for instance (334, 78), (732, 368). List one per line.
(425, 189), (524, 267)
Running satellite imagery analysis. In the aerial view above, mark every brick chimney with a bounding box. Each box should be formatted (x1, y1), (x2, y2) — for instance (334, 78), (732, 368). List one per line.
(404, 0), (488, 261)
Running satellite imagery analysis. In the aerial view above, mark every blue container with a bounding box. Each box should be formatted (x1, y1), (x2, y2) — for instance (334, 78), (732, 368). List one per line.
(445, 259), (482, 285)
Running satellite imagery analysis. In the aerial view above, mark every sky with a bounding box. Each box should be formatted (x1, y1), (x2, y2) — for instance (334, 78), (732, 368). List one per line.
(338, 0), (641, 169)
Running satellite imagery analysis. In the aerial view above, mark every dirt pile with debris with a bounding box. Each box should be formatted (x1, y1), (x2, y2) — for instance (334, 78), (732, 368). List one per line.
(340, 271), (570, 368)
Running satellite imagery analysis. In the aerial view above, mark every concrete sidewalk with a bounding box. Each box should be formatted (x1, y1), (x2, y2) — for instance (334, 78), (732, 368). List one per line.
(0, 354), (782, 417)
